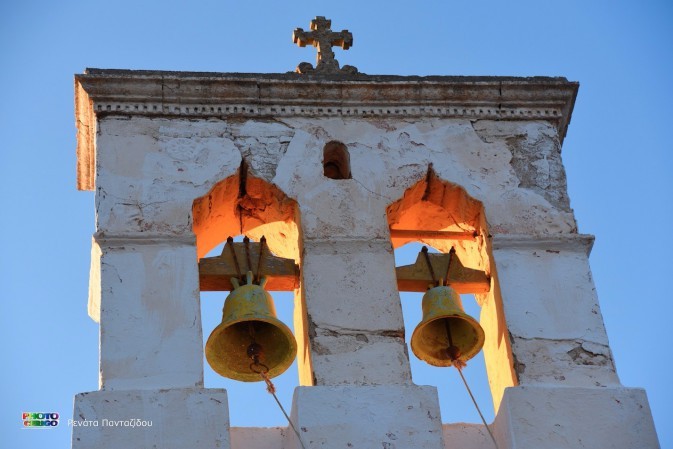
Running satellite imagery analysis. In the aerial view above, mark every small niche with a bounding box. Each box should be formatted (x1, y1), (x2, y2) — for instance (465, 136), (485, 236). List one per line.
(323, 141), (352, 180)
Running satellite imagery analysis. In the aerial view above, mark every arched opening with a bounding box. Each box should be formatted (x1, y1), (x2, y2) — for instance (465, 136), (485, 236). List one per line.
(192, 164), (305, 427)
(387, 166), (516, 421)
(192, 161), (300, 261)
(322, 140), (351, 180)
(394, 242), (494, 424)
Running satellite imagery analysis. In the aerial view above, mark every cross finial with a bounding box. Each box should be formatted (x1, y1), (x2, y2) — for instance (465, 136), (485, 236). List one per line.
(292, 17), (358, 75)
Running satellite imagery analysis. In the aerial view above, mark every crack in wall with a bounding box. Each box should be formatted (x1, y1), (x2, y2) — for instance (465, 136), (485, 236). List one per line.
(509, 333), (614, 368)
(316, 324), (405, 339)
(311, 324), (406, 356)
(567, 344), (610, 366)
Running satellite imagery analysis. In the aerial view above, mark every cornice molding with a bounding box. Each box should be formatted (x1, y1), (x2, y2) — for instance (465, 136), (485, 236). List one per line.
(75, 69), (578, 191)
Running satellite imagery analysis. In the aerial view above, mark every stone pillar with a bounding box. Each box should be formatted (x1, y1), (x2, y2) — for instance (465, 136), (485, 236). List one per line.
(72, 116), (234, 449)
(301, 238), (411, 385)
(489, 234), (659, 448)
(492, 234), (618, 387)
(285, 147), (443, 448)
(74, 233), (232, 449)
(93, 235), (204, 390)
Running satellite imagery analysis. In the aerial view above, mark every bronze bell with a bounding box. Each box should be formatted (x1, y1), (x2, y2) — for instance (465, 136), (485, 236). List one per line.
(205, 272), (297, 382)
(411, 285), (485, 367)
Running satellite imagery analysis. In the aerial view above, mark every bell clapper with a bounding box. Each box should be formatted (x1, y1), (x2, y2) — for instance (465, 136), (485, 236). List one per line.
(246, 322), (264, 364)
(443, 319), (465, 369)
(246, 321), (272, 376)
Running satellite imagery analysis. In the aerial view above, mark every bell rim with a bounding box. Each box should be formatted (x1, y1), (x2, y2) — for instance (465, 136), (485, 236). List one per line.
(410, 314), (485, 367)
(205, 316), (297, 382)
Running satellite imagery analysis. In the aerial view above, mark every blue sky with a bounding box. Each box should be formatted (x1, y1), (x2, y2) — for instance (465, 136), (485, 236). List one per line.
(1, 1), (671, 448)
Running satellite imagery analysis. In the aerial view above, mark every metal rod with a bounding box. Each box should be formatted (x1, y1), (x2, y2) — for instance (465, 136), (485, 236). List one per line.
(443, 247), (456, 287)
(390, 229), (477, 240)
(255, 236), (266, 284)
(244, 237), (253, 275)
(227, 237), (242, 281)
(421, 246), (437, 287)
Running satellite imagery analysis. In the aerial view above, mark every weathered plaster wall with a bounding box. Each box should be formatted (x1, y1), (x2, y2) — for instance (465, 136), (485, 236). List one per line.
(73, 388), (229, 449)
(472, 121), (571, 213)
(492, 236), (619, 388)
(93, 116), (576, 239)
(287, 386), (444, 449)
(95, 118), (241, 236)
(73, 72), (659, 448)
(494, 386), (659, 449)
(90, 115), (582, 391)
(93, 237), (204, 390)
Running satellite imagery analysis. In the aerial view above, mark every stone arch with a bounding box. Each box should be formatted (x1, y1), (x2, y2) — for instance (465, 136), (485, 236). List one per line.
(191, 163), (308, 420)
(192, 161), (301, 262)
(387, 167), (517, 413)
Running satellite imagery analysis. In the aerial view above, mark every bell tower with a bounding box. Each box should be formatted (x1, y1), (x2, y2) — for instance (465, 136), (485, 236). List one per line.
(71, 17), (660, 449)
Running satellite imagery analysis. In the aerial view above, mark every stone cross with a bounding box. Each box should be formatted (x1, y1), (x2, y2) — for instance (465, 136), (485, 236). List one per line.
(293, 16), (358, 74)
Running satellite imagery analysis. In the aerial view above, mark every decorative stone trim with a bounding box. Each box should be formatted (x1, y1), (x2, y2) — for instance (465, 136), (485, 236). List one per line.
(302, 237), (394, 249)
(92, 232), (197, 247)
(75, 69), (578, 191)
(491, 233), (595, 256)
(91, 101), (564, 120)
